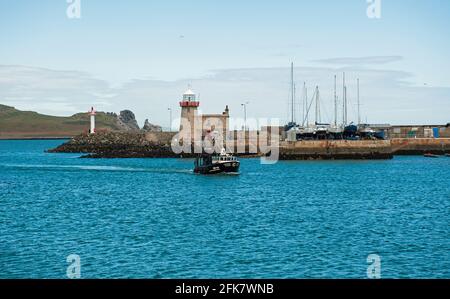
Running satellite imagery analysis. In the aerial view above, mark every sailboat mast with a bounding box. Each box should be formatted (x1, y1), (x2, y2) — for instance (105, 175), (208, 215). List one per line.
(305, 85), (308, 125)
(334, 75), (337, 126)
(294, 82), (296, 124)
(345, 86), (348, 126)
(342, 72), (346, 126)
(302, 82), (306, 126)
(291, 62), (294, 124)
(315, 86), (320, 124)
(357, 78), (361, 125)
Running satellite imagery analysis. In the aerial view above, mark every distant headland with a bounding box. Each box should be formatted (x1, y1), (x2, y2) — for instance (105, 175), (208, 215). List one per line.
(0, 104), (161, 139)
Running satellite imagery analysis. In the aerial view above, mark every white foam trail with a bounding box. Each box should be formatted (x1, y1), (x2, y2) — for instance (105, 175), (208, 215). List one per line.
(1, 164), (192, 174)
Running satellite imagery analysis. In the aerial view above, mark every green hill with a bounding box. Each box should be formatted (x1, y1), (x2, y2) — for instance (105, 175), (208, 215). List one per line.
(0, 104), (122, 139)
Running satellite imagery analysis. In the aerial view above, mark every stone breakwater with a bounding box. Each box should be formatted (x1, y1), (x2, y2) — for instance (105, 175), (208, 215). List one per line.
(47, 131), (187, 158)
(277, 138), (450, 159)
(47, 131), (262, 158)
(279, 140), (394, 160)
(392, 138), (450, 155)
(47, 132), (450, 159)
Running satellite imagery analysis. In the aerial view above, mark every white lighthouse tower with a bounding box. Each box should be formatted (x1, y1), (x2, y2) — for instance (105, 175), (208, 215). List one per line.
(89, 107), (96, 134)
(179, 88), (200, 141)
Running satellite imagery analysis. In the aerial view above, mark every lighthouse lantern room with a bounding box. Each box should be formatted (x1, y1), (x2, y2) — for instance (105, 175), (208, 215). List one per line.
(179, 88), (200, 134)
(180, 88), (200, 108)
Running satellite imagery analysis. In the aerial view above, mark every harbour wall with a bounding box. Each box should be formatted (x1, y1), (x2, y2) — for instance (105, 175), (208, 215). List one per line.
(277, 139), (450, 159)
(47, 131), (450, 159)
(278, 140), (393, 160)
(392, 138), (450, 155)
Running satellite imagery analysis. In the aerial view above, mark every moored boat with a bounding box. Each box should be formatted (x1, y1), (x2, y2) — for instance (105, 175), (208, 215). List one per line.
(424, 153), (440, 158)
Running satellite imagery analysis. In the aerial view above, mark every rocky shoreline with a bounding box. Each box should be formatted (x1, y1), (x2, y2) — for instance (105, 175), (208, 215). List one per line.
(46, 131), (186, 158)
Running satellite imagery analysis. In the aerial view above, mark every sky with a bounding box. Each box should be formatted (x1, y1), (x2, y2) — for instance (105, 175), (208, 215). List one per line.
(0, 0), (449, 128)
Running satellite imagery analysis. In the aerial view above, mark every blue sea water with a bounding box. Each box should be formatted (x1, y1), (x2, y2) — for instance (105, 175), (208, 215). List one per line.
(0, 140), (449, 279)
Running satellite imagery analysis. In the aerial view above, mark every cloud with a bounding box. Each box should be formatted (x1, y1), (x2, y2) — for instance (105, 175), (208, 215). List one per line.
(0, 63), (449, 127)
(313, 56), (403, 65)
(0, 65), (116, 115)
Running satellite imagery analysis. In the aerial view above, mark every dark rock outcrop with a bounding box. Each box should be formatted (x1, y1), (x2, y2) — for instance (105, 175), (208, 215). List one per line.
(142, 119), (162, 132)
(47, 131), (193, 158)
(116, 110), (140, 131)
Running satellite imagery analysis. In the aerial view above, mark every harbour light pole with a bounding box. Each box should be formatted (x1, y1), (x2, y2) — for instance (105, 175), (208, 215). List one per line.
(168, 108), (172, 132)
(241, 101), (249, 131)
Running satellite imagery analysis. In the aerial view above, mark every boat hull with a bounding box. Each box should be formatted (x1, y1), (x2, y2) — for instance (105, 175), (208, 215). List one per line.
(194, 161), (240, 175)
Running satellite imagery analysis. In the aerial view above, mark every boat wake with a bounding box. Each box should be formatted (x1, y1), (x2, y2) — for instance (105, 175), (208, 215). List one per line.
(1, 164), (193, 174)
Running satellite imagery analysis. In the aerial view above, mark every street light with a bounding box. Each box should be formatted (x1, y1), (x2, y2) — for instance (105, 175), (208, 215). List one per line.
(241, 101), (250, 131)
(168, 108), (172, 132)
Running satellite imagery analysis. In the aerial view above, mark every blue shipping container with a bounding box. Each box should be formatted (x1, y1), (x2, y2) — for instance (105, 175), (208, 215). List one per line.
(433, 127), (440, 138)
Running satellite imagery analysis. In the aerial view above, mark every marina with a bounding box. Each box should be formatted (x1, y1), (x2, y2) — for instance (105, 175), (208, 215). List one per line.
(284, 64), (389, 143)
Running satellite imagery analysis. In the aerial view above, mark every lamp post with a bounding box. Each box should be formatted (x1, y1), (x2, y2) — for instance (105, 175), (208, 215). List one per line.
(241, 101), (249, 131)
(168, 108), (172, 132)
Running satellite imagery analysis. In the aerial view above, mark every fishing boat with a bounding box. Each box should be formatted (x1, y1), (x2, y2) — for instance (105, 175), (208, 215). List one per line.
(194, 149), (240, 175)
(445, 153), (450, 157)
(424, 153), (440, 158)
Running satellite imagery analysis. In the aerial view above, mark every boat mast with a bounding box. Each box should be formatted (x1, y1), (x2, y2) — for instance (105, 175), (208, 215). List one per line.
(291, 62), (295, 124)
(315, 86), (320, 124)
(345, 85), (348, 126)
(343, 72), (347, 126)
(357, 78), (361, 125)
(302, 82), (306, 126)
(294, 82), (297, 123)
(305, 84), (308, 125)
(334, 75), (337, 127)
